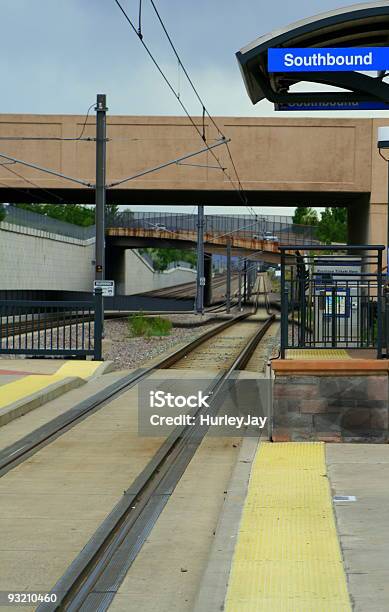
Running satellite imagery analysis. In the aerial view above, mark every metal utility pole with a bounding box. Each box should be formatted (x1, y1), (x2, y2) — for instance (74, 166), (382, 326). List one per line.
(377, 128), (389, 277)
(95, 93), (107, 282)
(243, 259), (248, 304)
(226, 238), (232, 313)
(196, 205), (205, 314)
(95, 94), (107, 338)
(238, 259), (242, 311)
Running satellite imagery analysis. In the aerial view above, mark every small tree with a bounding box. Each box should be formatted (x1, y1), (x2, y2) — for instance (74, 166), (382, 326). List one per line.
(15, 203), (95, 226)
(292, 206), (319, 225)
(316, 207), (347, 244)
(0, 204), (5, 222)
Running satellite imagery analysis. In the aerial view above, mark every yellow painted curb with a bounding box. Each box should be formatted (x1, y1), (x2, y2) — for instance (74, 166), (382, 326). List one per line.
(0, 360), (103, 413)
(55, 360), (104, 380)
(225, 442), (351, 612)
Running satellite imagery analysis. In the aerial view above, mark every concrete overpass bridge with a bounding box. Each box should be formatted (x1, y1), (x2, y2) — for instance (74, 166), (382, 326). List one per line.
(0, 113), (387, 247)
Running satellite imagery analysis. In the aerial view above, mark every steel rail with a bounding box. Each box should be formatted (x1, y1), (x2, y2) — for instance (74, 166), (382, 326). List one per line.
(37, 313), (275, 612)
(0, 312), (253, 477)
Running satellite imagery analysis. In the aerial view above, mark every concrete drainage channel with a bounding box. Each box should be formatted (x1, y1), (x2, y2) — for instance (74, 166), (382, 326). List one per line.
(33, 313), (275, 612)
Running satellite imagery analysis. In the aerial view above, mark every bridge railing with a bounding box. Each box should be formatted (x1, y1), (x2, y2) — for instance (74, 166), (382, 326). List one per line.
(106, 211), (320, 245)
(3, 207), (320, 246)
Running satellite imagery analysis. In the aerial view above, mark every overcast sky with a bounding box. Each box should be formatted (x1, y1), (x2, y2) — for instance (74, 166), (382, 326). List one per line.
(2, 1), (387, 216)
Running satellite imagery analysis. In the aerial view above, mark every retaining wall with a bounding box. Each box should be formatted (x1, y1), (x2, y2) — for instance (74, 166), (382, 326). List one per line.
(0, 222), (196, 295)
(0, 222), (95, 292)
(272, 360), (389, 443)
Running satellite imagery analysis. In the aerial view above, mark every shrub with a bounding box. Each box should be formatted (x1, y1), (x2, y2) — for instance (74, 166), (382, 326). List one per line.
(128, 314), (172, 337)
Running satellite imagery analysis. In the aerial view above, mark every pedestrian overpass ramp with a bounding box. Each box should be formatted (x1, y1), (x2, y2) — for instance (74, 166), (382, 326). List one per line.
(106, 212), (318, 263)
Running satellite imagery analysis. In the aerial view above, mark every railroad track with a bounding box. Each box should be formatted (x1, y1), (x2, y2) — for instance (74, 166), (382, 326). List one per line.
(0, 311), (270, 477)
(33, 309), (275, 612)
(141, 272), (240, 301)
(0, 287), (278, 611)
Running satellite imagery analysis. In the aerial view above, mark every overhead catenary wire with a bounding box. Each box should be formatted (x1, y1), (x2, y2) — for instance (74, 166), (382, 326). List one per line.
(112, 0), (249, 208)
(76, 102), (96, 141)
(147, 0), (250, 208)
(0, 151), (93, 188)
(0, 162), (65, 202)
(0, 178), (54, 202)
(107, 137), (229, 188)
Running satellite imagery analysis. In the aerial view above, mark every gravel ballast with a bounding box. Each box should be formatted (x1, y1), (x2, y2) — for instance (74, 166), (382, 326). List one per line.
(102, 315), (222, 370)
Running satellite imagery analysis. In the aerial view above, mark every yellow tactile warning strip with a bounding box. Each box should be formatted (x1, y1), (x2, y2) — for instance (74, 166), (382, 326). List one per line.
(225, 442), (351, 612)
(287, 349), (351, 360)
(0, 361), (102, 411)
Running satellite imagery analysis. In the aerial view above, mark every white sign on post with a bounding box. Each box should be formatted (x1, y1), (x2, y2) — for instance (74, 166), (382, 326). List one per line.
(93, 280), (115, 297)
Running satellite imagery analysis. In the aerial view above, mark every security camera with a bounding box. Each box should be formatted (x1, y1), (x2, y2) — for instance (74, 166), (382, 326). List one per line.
(377, 126), (389, 149)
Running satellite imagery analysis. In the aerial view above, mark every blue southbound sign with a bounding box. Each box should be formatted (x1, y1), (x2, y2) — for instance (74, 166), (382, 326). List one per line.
(276, 101), (389, 111)
(268, 47), (389, 72)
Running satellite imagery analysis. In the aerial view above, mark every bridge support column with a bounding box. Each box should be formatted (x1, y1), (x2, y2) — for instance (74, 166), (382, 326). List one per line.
(204, 255), (212, 307)
(348, 196), (371, 246)
(106, 246), (125, 294)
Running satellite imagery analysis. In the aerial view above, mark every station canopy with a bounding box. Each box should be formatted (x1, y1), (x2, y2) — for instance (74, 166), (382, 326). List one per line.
(236, 1), (389, 108)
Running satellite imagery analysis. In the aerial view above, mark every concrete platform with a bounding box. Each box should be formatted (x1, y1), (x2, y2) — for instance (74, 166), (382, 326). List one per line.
(195, 442), (389, 612)
(327, 444), (389, 612)
(224, 442), (351, 611)
(0, 360), (112, 426)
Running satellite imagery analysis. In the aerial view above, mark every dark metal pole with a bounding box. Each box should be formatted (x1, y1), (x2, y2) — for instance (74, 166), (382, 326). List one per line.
(238, 259), (242, 311)
(387, 160), (389, 278)
(377, 248), (383, 359)
(196, 205), (205, 314)
(95, 93), (107, 281)
(95, 94), (107, 335)
(243, 259), (248, 304)
(93, 288), (103, 361)
(226, 238), (231, 313)
(331, 286), (337, 348)
(280, 250), (287, 359)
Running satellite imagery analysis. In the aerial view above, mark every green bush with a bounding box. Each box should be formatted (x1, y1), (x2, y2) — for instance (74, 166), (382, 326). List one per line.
(128, 314), (172, 337)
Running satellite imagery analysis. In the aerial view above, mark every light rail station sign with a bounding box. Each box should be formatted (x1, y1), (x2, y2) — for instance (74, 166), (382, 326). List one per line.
(268, 47), (389, 72)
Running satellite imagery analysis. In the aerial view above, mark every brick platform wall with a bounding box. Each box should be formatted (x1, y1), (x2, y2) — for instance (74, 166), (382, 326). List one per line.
(272, 362), (389, 442)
